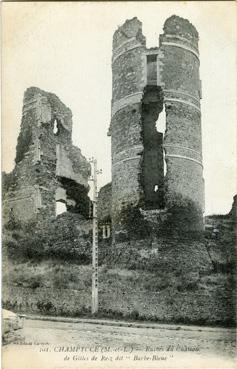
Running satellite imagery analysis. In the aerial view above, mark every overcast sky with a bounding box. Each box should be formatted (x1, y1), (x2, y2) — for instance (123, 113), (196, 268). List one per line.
(2, 1), (236, 215)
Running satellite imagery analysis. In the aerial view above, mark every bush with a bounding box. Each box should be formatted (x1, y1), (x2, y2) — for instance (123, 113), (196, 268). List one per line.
(5, 215), (92, 264)
(130, 309), (140, 320)
(36, 300), (54, 314)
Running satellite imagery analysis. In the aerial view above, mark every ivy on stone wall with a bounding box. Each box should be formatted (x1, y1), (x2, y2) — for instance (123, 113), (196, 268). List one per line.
(160, 193), (203, 239)
(15, 123), (32, 164)
(119, 205), (151, 240)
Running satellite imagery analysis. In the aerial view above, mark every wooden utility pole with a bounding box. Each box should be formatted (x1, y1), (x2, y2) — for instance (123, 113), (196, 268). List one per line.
(89, 157), (101, 314)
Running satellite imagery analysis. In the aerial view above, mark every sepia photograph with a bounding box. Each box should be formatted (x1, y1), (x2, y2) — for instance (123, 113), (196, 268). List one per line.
(1, 1), (236, 368)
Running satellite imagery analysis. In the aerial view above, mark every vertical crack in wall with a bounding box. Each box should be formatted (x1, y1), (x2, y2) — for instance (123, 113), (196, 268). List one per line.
(140, 85), (165, 209)
(156, 106), (167, 179)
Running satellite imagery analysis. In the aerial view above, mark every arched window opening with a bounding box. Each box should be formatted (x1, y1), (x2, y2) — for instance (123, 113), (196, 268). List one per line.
(53, 119), (59, 135)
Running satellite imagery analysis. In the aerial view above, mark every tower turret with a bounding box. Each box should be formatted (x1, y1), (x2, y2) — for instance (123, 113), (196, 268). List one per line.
(110, 16), (205, 241)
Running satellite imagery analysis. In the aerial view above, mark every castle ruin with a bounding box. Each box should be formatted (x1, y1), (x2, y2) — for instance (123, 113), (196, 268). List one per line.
(2, 15), (236, 326)
(4, 16), (206, 247)
(96, 16), (205, 244)
(3, 87), (91, 224)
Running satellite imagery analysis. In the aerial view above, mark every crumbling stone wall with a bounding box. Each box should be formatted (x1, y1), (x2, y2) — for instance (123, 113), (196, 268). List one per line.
(3, 87), (91, 224)
(204, 195), (237, 271)
(98, 183), (112, 223)
(110, 16), (205, 239)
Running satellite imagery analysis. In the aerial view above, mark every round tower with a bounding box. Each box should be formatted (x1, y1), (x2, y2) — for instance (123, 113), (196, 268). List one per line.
(159, 15), (205, 231)
(110, 16), (205, 240)
(109, 18), (147, 238)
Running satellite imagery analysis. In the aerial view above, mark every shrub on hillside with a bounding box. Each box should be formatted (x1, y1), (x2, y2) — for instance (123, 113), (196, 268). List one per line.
(5, 216), (92, 264)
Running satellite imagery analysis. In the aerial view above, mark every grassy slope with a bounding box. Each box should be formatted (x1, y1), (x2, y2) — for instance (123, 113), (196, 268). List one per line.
(2, 259), (235, 326)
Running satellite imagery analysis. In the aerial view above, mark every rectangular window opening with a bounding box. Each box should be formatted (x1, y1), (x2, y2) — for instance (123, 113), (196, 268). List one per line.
(147, 54), (158, 86)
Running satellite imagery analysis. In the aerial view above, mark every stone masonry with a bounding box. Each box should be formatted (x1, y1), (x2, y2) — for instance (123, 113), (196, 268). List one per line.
(3, 87), (91, 224)
(108, 16), (205, 240)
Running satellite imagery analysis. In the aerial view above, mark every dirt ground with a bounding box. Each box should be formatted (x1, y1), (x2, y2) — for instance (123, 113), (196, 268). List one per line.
(3, 317), (236, 369)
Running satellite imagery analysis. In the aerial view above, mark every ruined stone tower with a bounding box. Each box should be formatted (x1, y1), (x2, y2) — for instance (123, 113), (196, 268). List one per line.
(109, 16), (204, 239)
(3, 87), (91, 223)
